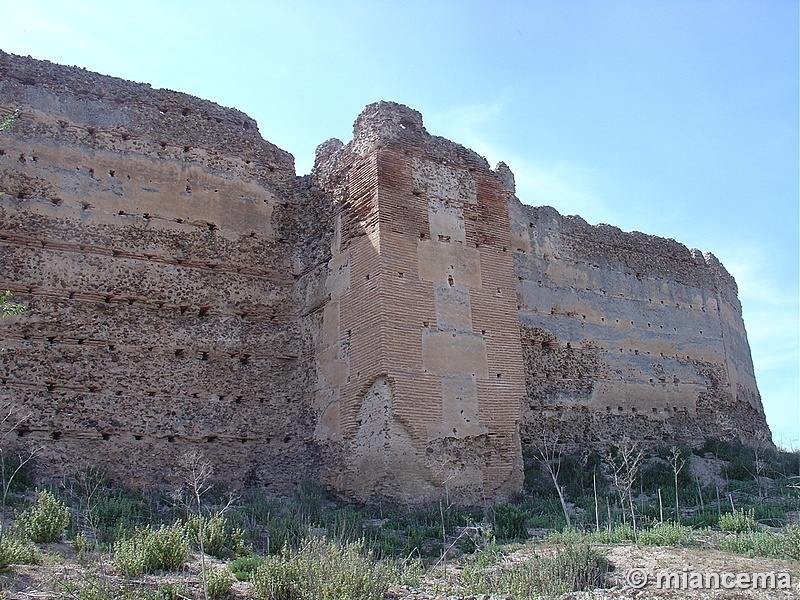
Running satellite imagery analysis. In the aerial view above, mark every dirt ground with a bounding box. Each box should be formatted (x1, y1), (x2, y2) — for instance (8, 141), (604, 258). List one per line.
(0, 542), (798, 600)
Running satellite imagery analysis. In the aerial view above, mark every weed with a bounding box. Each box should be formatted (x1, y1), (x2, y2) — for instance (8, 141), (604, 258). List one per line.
(716, 530), (789, 559)
(492, 503), (528, 540)
(0, 535), (39, 570)
(718, 508), (757, 533)
(787, 524), (800, 560)
(113, 524), (188, 576)
(636, 522), (695, 546)
(16, 489), (70, 542)
(186, 513), (245, 558)
(230, 554), (264, 581)
(251, 537), (418, 600)
(462, 541), (608, 598)
(206, 565), (234, 598)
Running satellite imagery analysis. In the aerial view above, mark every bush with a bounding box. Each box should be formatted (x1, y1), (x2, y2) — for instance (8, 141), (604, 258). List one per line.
(186, 513), (245, 558)
(16, 489), (70, 542)
(787, 524), (800, 561)
(462, 542), (608, 598)
(492, 504), (528, 540)
(205, 565), (234, 599)
(230, 554), (264, 581)
(92, 494), (144, 543)
(113, 524), (188, 576)
(717, 530), (788, 559)
(601, 523), (636, 543)
(0, 535), (39, 570)
(719, 509), (757, 533)
(251, 537), (416, 600)
(636, 522), (695, 546)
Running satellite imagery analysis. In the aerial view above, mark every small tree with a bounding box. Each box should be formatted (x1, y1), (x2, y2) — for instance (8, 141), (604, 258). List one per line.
(176, 451), (235, 600)
(668, 446), (687, 523)
(606, 440), (643, 533)
(535, 427), (571, 527)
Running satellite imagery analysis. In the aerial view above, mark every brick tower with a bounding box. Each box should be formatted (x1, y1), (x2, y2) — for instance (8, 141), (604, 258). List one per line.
(312, 102), (526, 504)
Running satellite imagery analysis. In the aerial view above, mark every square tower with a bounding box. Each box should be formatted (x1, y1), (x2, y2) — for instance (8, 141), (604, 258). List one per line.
(313, 103), (526, 504)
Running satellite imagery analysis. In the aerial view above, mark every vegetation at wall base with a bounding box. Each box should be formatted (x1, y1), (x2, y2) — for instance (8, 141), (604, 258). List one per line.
(0, 442), (793, 597)
(15, 489), (70, 543)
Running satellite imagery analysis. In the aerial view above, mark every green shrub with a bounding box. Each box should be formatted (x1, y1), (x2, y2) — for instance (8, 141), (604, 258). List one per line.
(230, 554), (264, 581)
(0, 535), (39, 570)
(186, 513), (245, 558)
(140, 583), (191, 600)
(251, 537), (416, 600)
(598, 523), (636, 543)
(492, 504), (528, 540)
(719, 509), (757, 533)
(462, 542), (608, 598)
(636, 522), (695, 546)
(113, 524), (188, 576)
(92, 494), (144, 542)
(205, 565), (234, 599)
(717, 530), (789, 559)
(787, 524), (800, 561)
(16, 489), (70, 542)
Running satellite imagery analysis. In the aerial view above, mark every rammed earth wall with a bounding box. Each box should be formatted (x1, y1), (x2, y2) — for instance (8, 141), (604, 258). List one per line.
(0, 52), (771, 503)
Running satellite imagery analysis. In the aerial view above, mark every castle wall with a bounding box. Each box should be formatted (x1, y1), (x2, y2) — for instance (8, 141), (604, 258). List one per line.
(508, 201), (771, 449)
(0, 52), (772, 503)
(0, 51), (324, 490)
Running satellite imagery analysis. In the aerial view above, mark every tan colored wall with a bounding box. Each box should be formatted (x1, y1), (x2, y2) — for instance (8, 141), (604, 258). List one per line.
(509, 201), (771, 449)
(0, 51), (324, 490)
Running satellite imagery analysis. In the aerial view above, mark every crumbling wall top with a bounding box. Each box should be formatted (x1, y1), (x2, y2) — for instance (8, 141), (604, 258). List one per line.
(0, 50), (296, 182)
(513, 200), (740, 300)
(350, 101), (427, 156)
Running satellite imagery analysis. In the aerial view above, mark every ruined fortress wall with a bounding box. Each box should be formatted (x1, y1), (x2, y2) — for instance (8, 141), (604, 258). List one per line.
(508, 201), (771, 449)
(0, 52), (324, 490)
(311, 104), (525, 504)
(0, 52), (772, 502)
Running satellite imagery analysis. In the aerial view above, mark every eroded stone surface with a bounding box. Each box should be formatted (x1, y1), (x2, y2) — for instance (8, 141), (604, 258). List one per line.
(0, 53), (771, 504)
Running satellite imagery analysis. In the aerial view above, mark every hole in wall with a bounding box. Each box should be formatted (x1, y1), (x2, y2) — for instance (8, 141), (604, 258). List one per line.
(51, 432), (62, 440)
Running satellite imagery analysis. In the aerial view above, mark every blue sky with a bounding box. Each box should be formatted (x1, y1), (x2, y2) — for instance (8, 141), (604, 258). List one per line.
(2, 0), (798, 448)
